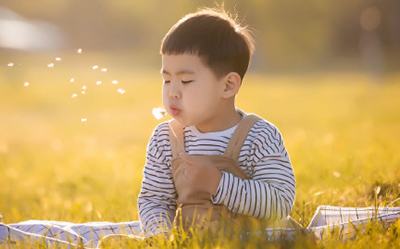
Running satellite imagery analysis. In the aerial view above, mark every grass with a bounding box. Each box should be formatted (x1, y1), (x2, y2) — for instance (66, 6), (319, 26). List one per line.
(0, 54), (399, 248)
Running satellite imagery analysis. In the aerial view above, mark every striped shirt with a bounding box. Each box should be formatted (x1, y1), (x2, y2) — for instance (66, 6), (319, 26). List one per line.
(138, 113), (295, 236)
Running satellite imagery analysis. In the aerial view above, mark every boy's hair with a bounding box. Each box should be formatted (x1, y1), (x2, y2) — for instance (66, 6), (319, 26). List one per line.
(161, 8), (254, 80)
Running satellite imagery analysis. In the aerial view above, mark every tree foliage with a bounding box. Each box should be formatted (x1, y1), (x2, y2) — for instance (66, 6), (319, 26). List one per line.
(1, 0), (399, 71)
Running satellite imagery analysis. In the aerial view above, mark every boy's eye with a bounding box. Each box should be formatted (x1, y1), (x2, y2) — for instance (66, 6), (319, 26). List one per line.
(181, 80), (193, 84)
(163, 80), (171, 84)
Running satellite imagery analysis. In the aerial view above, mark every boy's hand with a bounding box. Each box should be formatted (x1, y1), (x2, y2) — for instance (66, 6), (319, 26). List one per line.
(179, 152), (222, 195)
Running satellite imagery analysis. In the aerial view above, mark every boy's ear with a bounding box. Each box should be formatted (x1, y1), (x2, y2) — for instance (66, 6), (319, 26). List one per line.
(221, 72), (242, 98)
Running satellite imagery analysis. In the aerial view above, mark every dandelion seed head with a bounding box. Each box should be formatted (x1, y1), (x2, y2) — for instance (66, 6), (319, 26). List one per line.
(7, 62), (14, 67)
(81, 118), (87, 122)
(81, 91), (86, 94)
(71, 93), (78, 98)
(96, 81), (102, 85)
(55, 57), (62, 61)
(23, 82), (29, 87)
(82, 85), (87, 90)
(152, 107), (167, 120)
(47, 63), (54, 68)
(111, 80), (119, 84)
(77, 48), (82, 53)
(101, 68), (107, 72)
(92, 65), (99, 70)
(70, 78), (75, 82)
(117, 88), (126, 94)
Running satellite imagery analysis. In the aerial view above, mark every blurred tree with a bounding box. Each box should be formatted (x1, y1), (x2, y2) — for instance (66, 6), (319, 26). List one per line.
(242, 0), (333, 71)
(1, 0), (399, 72)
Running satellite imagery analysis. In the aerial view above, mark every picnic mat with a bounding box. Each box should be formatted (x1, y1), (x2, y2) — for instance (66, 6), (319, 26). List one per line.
(1, 206), (399, 248)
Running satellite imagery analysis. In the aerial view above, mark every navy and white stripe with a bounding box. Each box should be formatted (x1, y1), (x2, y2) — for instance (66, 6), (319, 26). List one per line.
(138, 115), (295, 235)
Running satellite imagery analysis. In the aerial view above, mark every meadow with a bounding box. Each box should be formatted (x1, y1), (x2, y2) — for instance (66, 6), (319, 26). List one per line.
(0, 53), (399, 248)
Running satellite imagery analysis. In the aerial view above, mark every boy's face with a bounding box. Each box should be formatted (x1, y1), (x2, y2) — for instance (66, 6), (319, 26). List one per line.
(161, 54), (228, 132)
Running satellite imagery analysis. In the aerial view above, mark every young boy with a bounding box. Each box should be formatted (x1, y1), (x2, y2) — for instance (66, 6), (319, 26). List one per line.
(138, 8), (295, 237)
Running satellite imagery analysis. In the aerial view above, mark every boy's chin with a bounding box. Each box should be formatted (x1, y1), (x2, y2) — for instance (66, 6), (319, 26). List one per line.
(173, 118), (193, 128)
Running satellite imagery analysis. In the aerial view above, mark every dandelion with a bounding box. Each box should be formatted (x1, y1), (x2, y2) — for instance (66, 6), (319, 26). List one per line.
(23, 82), (29, 87)
(117, 88), (126, 94)
(92, 65), (99, 70)
(70, 78), (75, 83)
(111, 80), (119, 84)
(81, 91), (86, 94)
(82, 85), (87, 90)
(7, 62), (14, 67)
(71, 93), (78, 98)
(152, 107), (167, 120)
(101, 68), (107, 72)
(55, 57), (62, 62)
(47, 63), (54, 68)
(81, 118), (87, 122)
(77, 48), (82, 53)
(96, 81), (102, 85)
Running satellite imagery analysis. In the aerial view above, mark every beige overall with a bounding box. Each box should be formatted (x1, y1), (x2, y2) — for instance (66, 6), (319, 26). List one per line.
(168, 114), (262, 230)
(169, 114), (302, 232)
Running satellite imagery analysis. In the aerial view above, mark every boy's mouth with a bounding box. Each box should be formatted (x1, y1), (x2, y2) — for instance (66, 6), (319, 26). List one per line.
(169, 105), (181, 116)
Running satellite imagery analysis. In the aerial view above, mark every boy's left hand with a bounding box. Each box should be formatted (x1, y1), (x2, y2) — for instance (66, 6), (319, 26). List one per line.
(179, 152), (222, 196)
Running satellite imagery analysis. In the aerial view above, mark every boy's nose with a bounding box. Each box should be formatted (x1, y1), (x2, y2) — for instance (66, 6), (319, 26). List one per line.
(169, 83), (181, 99)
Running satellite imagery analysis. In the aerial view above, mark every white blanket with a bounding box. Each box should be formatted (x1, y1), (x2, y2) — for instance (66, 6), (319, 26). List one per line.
(1, 206), (399, 248)
(307, 205), (400, 241)
(0, 220), (141, 248)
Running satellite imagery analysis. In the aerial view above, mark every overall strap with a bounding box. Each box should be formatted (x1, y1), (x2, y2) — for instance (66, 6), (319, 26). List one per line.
(224, 114), (261, 161)
(169, 120), (185, 158)
(169, 114), (261, 160)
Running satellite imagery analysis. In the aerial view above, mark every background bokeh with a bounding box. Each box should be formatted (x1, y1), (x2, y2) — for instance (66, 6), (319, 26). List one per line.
(1, 0), (400, 75)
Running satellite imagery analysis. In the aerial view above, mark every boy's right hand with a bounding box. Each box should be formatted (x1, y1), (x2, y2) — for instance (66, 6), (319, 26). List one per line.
(179, 152), (222, 196)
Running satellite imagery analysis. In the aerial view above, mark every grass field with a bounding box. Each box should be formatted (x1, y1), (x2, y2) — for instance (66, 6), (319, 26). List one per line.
(0, 55), (399, 248)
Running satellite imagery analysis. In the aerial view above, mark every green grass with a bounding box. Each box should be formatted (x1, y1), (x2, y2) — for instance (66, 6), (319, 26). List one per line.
(0, 55), (399, 248)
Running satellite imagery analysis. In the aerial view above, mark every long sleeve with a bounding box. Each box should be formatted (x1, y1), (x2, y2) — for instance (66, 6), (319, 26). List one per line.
(211, 121), (295, 220)
(137, 123), (177, 236)
(138, 117), (295, 234)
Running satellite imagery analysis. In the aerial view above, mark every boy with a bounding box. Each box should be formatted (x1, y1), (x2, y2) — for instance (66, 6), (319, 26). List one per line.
(138, 8), (295, 237)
